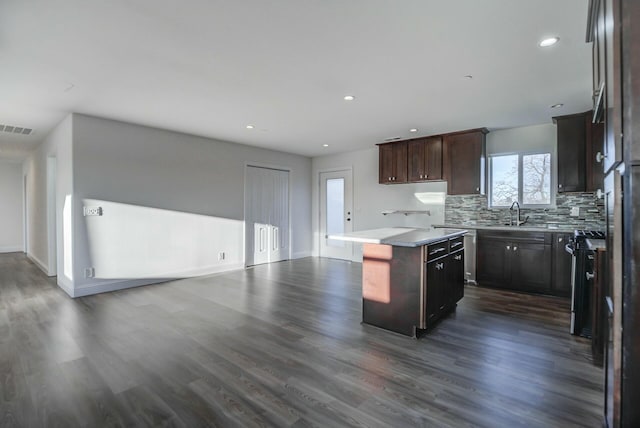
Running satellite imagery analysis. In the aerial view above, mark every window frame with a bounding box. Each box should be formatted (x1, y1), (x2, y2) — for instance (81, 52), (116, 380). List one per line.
(488, 150), (554, 209)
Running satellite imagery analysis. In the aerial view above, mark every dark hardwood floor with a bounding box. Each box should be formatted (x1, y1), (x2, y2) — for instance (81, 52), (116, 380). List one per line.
(0, 252), (602, 427)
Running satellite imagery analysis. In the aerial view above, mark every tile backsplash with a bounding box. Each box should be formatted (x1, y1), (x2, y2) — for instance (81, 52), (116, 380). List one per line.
(444, 192), (605, 230)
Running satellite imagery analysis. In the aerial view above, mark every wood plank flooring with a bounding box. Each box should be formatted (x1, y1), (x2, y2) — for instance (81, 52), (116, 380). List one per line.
(0, 252), (603, 427)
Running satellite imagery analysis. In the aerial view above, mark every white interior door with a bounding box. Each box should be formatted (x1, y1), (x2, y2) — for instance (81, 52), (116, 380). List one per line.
(320, 169), (353, 260)
(245, 166), (289, 266)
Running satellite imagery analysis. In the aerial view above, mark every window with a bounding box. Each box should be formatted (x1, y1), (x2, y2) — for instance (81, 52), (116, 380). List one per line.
(489, 152), (552, 207)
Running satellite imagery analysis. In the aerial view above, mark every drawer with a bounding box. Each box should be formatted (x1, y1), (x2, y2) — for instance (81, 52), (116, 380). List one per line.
(426, 240), (448, 261)
(449, 236), (464, 252)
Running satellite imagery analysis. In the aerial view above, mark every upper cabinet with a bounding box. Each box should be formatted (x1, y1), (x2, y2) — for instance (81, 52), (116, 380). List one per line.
(554, 110), (605, 193)
(443, 129), (488, 195)
(378, 128), (486, 194)
(407, 136), (443, 182)
(378, 141), (407, 184)
(588, 0), (622, 173)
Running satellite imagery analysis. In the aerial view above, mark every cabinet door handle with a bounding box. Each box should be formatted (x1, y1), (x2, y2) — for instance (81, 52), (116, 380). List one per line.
(586, 272), (595, 281)
(558, 237), (563, 242)
(436, 262), (444, 270)
(513, 246), (518, 251)
(559, 184), (563, 189)
(454, 254), (462, 260)
(429, 248), (446, 255)
(506, 245), (511, 250)
(451, 242), (462, 248)
(388, 177), (392, 181)
(476, 187), (480, 192)
(596, 151), (605, 163)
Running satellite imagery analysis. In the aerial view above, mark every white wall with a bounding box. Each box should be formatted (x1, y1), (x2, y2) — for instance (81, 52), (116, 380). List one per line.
(70, 114), (312, 296)
(22, 115), (74, 288)
(0, 161), (24, 252)
(312, 147), (447, 261)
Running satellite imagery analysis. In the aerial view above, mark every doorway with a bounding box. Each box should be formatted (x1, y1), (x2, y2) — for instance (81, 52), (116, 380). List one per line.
(245, 165), (290, 267)
(319, 169), (353, 260)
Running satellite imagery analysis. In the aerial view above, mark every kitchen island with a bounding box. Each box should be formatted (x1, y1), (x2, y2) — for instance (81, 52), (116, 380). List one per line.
(330, 227), (467, 337)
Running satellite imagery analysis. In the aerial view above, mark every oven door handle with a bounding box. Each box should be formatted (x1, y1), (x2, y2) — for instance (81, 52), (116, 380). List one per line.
(564, 243), (575, 255)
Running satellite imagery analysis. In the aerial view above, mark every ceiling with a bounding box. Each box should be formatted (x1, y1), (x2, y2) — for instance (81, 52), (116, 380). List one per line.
(0, 0), (592, 160)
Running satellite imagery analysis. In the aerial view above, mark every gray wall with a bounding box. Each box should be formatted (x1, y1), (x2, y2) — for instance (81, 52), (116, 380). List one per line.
(0, 161), (24, 252)
(71, 114), (312, 295)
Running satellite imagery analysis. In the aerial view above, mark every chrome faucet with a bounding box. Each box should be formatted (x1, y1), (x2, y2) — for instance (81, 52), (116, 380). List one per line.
(509, 201), (529, 226)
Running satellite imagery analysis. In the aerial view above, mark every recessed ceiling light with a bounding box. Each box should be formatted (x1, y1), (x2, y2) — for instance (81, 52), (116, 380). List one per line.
(539, 37), (559, 47)
(550, 103), (564, 108)
(409, 128), (418, 133)
(323, 144), (329, 147)
(463, 75), (473, 79)
(246, 124), (254, 129)
(343, 95), (355, 101)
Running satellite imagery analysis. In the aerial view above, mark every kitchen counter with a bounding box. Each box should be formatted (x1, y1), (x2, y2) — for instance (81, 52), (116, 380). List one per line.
(434, 223), (576, 234)
(329, 227), (467, 247)
(587, 238), (606, 251)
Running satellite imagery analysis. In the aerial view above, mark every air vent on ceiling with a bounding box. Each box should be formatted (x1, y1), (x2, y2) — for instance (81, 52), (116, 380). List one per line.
(0, 124), (33, 135)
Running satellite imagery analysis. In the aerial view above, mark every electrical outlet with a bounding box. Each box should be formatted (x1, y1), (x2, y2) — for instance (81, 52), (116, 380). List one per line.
(570, 207), (580, 217)
(218, 252), (225, 261)
(84, 206), (103, 216)
(84, 267), (95, 278)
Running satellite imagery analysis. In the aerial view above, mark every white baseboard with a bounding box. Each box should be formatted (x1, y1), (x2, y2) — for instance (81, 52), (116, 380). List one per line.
(70, 262), (245, 298)
(292, 251), (312, 259)
(57, 276), (75, 298)
(0, 245), (23, 253)
(27, 253), (51, 276)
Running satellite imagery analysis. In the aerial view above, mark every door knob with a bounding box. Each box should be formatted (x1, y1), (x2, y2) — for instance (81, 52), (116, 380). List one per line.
(346, 218), (351, 221)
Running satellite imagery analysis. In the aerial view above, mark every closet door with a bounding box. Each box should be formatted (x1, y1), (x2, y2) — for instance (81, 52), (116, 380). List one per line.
(245, 166), (289, 266)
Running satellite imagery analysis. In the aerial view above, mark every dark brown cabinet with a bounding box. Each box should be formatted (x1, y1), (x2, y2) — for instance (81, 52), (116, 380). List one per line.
(442, 129), (488, 195)
(554, 113), (587, 193)
(407, 137), (443, 182)
(554, 111), (605, 193)
(378, 141), (407, 184)
(424, 237), (465, 328)
(378, 128), (483, 188)
(551, 233), (573, 297)
(477, 230), (553, 295)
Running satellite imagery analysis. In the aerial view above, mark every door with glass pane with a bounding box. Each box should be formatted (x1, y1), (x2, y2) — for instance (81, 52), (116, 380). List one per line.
(319, 170), (353, 260)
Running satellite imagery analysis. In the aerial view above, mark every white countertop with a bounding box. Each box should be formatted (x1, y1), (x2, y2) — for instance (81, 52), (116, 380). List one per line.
(434, 223), (577, 233)
(329, 227), (467, 248)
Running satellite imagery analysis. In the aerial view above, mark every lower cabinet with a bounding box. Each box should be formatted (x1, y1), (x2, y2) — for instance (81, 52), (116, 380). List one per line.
(477, 230), (553, 295)
(424, 244), (465, 328)
(552, 233), (573, 297)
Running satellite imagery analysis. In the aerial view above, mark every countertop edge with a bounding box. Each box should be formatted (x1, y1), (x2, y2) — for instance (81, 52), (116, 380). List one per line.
(381, 229), (468, 247)
(433, 224), (576, 234)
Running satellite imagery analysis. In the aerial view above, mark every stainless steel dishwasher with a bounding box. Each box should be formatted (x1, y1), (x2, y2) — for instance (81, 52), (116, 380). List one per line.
(463, 230), (476, 284)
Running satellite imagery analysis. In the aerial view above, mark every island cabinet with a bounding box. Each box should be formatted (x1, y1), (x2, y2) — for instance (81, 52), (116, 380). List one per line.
(378, 141), (407, 184)
(477, 230), (552, 295)
(442, 128), (488, 195)
(362, 234), (465, 337)
(407, 136), (443, 182)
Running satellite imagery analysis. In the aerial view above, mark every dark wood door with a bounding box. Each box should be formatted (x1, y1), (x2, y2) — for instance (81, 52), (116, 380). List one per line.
(552, 233), (573, 297)
(477, 237), (510, 288)
(407, 139), (425, 182)
(449, 249), (464, 304)
(443, 130), (486, 195)
(425, 136), (443, 180)
(510, 242), (552, 293)
(393, 142), (408, 183)
(555, 113), (587, 193)
(587, 120), (605, 192)
(425, 258), (447, 325)
(379, 143), (394, 184)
